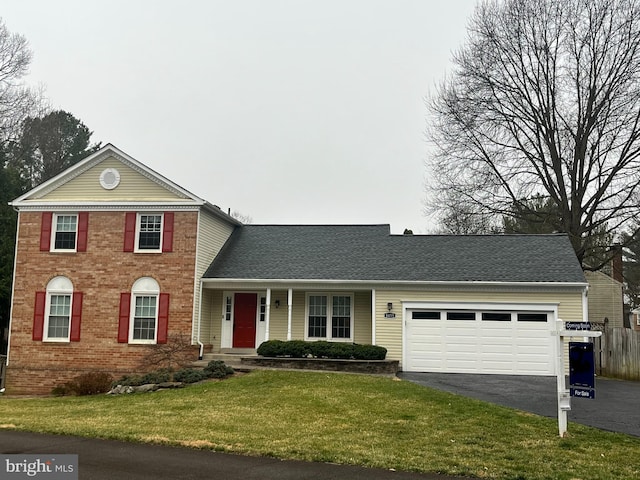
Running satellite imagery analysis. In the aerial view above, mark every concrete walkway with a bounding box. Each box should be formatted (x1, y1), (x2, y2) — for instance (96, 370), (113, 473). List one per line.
(398, 372), (640, 437)
(0, 431), (464, 480)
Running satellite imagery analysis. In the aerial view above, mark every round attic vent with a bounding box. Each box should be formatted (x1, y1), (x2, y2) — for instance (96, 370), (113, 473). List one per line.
(99, 168), (120, 190)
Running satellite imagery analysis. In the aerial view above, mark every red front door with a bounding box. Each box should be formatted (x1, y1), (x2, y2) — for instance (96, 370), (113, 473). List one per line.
(233, 293), (257, 348)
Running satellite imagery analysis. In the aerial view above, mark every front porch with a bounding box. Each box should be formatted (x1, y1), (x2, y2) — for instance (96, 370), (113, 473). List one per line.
(196, 286), (374, 354)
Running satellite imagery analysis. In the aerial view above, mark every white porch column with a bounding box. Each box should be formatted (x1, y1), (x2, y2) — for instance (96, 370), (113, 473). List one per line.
(371, 289), (376, 345)
(265, 288), (271, 341)
(287, 288), (293, 340)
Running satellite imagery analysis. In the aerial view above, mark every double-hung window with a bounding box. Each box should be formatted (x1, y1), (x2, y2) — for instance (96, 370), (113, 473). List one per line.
(33, 276), (83, 342)
(130, 277), (160, 343)
(52, 214), (77, 251)
(47, 294), (71, 340)
(123, 212), (174, 253)
(133, 295), (157, 341)
(137, 214), (163, 251)
(40, 212), (88, 253)
(118, 277), (170, 344)
(306, 293), (353, 341)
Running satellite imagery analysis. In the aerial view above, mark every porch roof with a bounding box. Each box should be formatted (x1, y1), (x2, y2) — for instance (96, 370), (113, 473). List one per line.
(203, 225), (586, 285)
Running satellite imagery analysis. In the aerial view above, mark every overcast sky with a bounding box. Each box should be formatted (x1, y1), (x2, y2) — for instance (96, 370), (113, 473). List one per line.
(3, 1), (476, 233)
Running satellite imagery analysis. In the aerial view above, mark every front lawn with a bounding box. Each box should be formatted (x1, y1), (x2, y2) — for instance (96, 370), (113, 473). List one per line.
(1, 370), (638, 479)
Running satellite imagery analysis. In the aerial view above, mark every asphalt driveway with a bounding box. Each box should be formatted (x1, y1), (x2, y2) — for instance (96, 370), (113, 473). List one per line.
(397, 372), (640, 437)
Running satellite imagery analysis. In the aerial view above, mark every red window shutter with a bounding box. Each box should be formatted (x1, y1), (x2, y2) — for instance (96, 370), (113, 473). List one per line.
(40, 212), (53, 252)
(162, 212), (174, 252)
(123, 212), (136, 252)
(33, 291), (46, 341)
(77, 212), (89, 252)
(70, 292), (83, 341)
(157, 293), (170, 344)
(118, 293), (131, 343)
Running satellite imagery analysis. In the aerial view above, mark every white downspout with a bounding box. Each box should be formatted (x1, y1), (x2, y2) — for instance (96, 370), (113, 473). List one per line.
(197, 280), (204, 360)
(287, 288), (293, 340)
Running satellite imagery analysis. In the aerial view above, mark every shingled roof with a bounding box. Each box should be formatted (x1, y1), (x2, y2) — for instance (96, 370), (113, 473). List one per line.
(203, 225), (586, 284)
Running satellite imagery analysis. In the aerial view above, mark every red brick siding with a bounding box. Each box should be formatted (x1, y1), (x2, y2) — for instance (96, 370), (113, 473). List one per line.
(7, 210), (199, 395)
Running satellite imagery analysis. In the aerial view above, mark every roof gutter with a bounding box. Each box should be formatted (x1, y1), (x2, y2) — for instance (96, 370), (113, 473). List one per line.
(200, 277), (589, 289)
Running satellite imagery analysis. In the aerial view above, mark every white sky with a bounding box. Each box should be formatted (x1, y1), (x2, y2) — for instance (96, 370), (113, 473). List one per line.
(3, 1), (476, 233)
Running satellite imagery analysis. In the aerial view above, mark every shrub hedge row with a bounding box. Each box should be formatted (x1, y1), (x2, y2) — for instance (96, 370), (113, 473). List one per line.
(110, 360), (234, 389)
(256, 340), (387, 360)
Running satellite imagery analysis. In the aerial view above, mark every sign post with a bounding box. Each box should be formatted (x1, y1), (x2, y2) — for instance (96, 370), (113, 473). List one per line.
(552, 319), (601, 437)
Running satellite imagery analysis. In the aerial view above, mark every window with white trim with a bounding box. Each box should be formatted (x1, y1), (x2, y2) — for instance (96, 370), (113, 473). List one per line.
(136, 214), (163, 251)
(306, 293), (353, 341)
(259, 296), (266, 322)
(130, 277), (160, 343)
(52, 213), (77, 251)
(44, 276), (73, 341)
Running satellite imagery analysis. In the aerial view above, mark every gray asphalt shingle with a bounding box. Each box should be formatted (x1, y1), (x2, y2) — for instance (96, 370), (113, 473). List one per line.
(203, 225), (586, 284)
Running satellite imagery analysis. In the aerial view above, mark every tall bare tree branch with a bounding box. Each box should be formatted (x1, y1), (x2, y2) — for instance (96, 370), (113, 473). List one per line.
(426, 0), (640, 266)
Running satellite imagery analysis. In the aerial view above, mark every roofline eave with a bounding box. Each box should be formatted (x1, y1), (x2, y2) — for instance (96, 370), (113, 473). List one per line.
(200, 277), (588, 289)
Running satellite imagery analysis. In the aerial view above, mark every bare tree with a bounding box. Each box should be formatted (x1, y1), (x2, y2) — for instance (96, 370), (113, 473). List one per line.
(137, 333), (198, 371)
(0, 18), (44, 145)
(230, 210), (252, 224)
(426, 0), (640, 267)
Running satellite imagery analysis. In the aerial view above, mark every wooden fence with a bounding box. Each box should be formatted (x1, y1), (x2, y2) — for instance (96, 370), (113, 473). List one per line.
(594, 327), (640, 381)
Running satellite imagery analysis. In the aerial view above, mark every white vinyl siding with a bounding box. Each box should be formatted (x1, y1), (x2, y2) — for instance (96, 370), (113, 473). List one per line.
(193, 210), (236, 343)
(40, 157), (191, 201)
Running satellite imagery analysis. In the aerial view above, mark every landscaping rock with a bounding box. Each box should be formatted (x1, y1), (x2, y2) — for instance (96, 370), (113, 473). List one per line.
(157, 382), (184, 389)
(135, 383), (159, 393)
(107, 385), (135, 395)
(107, 382), (186, 395)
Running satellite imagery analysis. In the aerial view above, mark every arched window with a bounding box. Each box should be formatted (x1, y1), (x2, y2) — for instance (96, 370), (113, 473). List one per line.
(118, 277), (170, 344)
(32, 276), (83, 342)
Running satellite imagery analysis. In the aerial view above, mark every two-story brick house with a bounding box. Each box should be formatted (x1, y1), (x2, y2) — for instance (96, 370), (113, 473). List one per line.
(6, 144), (239, 394)
(6, 144), (589, 395)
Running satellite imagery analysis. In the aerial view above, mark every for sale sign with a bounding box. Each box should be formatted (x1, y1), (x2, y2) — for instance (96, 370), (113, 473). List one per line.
(569, 342), (595, 399)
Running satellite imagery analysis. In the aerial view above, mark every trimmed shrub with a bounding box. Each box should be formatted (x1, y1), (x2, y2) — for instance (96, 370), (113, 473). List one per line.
(173, 368), (208, 384)
(328, 343), (355, 359)
(257, 340), (387, 360)
(204, 360), (234, 378)
(285, 340), (310, 358)
(257, 339), (286, 357)
(59, 371), (114, 396)
(308, 341), (333, 358)
(112, 374), (145, 387)
(352, 344), (387, 360)
(140, 369), (172, 384)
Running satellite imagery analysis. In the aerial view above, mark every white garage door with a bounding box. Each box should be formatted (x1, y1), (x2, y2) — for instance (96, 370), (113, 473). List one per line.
(404, 306), (555, 375)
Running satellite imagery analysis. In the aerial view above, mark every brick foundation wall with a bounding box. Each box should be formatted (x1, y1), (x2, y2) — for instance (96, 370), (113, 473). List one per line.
(7, 210), (200, 395)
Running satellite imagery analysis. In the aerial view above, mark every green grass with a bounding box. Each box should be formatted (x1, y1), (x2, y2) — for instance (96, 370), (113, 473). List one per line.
(1, 370), (639, 479)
